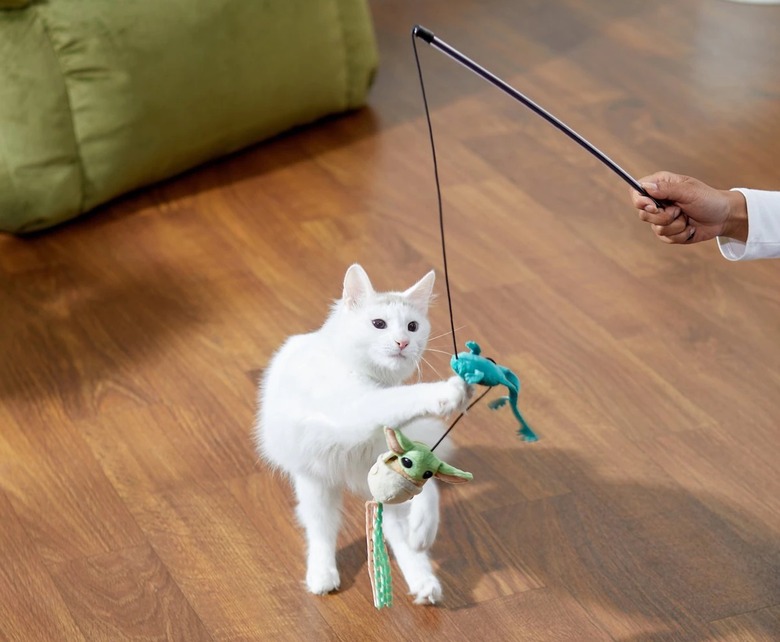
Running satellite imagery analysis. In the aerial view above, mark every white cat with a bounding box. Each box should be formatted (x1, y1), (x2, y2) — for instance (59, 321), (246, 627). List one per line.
(255, 264), (471, 604)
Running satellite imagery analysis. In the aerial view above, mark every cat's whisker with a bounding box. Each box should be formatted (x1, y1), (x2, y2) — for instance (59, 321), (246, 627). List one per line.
(420, 355), (442, 379)
(425, 347), (454, 356)
(428, 325), (467, 343)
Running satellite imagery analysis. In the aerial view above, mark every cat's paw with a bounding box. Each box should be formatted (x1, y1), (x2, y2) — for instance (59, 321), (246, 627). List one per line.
(306, 565), (341, 595)
(410, 575), (442, 605)
(435, 376), (472, 416)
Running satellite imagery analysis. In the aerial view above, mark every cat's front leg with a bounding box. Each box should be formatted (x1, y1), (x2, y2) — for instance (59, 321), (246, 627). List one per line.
(388, 375), (471, 430)
(293, 475), (343, 595)
(327, 377), (472, 446)
(396, 375), (471, 423)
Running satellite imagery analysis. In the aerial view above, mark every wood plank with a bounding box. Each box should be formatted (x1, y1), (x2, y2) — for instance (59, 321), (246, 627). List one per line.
(77, 401), (256, 501)
(0, 492), (85, 642)
(48, 545), (212, 642)
(481, 494), (713, 639)
(708, 605), (780, 642)
(434, 491), (543, 607)
(131, 483), (339, 641)
(453, 283), (712, 438)
(446, 588), (613, 641)
(640, 429), (780, 541)
(0, 407), (144, 565)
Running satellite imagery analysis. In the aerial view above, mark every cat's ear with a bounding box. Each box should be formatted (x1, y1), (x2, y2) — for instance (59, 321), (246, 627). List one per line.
(342, 264), (374, 310)
(403, 270), (436, 310)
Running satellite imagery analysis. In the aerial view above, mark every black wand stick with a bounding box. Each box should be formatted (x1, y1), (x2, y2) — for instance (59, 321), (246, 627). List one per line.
(412, 25), (667, 209)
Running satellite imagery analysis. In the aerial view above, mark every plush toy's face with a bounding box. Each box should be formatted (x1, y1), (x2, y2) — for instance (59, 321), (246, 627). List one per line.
(384, 428), (472, 484)
(395, 447), (439, 482)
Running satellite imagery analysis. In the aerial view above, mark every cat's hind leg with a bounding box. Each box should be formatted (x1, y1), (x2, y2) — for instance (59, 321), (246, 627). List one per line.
(383, 500), (442, 605)
(293, 474), (343, 595)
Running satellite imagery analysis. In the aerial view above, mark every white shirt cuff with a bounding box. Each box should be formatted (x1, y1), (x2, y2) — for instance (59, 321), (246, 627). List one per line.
(717, 188), (780, 261)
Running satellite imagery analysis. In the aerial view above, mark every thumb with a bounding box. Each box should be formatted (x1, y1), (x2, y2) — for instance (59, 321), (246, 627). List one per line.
(640, 177), (691, 205)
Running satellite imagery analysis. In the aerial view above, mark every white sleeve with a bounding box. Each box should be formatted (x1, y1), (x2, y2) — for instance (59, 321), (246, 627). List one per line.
(717, 188), (780, 261)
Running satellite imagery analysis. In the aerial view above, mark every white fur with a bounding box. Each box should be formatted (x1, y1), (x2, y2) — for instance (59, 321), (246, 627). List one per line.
(254, 264), (470, 603)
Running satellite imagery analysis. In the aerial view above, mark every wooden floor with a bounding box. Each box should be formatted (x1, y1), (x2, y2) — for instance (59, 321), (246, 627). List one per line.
(2, 1), (779, 640)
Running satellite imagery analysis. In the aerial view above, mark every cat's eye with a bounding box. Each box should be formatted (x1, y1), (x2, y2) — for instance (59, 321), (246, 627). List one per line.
(401, 457), (413, 469)
(408, 321), (419, 332)
(372, 319), (387, 329)
(422, 471), (433, 479)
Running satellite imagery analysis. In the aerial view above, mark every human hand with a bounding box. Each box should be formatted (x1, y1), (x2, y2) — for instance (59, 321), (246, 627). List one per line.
(630, 171), (748, 244)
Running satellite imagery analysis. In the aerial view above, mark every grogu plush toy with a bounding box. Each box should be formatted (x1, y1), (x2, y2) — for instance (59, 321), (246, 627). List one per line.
(365, 427), (472, 608)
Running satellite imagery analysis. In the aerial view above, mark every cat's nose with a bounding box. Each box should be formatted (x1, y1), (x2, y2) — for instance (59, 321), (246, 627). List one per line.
(396, 339), (409, 350)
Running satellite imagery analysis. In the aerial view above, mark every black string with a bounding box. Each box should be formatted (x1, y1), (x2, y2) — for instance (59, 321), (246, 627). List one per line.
(430, 386), (492, 452)
(413, 30), (495, 451)
(412, 32), (459, 360)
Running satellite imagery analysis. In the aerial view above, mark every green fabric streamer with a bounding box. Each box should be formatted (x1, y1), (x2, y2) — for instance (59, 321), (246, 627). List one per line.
(371, 502), (393, 609)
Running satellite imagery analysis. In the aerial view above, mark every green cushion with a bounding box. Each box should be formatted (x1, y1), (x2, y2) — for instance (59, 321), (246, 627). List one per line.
(0, 0), (377, 233)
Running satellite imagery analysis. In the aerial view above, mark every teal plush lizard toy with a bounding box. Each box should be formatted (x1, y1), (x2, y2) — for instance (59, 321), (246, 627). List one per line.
(450, 341), (538, 442)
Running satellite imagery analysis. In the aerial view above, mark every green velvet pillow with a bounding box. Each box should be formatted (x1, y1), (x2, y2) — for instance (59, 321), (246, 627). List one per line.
(0, 0), (378, 233)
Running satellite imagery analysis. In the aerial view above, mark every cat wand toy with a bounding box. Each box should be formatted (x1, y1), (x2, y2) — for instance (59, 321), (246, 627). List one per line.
(408, 23), (677, 447)
(410, 24), (566, 446)
(367, 23), (678, 611)
(366, 23), (659, 610)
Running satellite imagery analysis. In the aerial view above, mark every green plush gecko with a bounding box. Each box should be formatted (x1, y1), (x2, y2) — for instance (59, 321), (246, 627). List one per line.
(450, 340), (538, 442)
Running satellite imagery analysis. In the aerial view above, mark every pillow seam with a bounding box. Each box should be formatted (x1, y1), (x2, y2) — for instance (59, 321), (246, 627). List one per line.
(35, 6), (86, 214)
